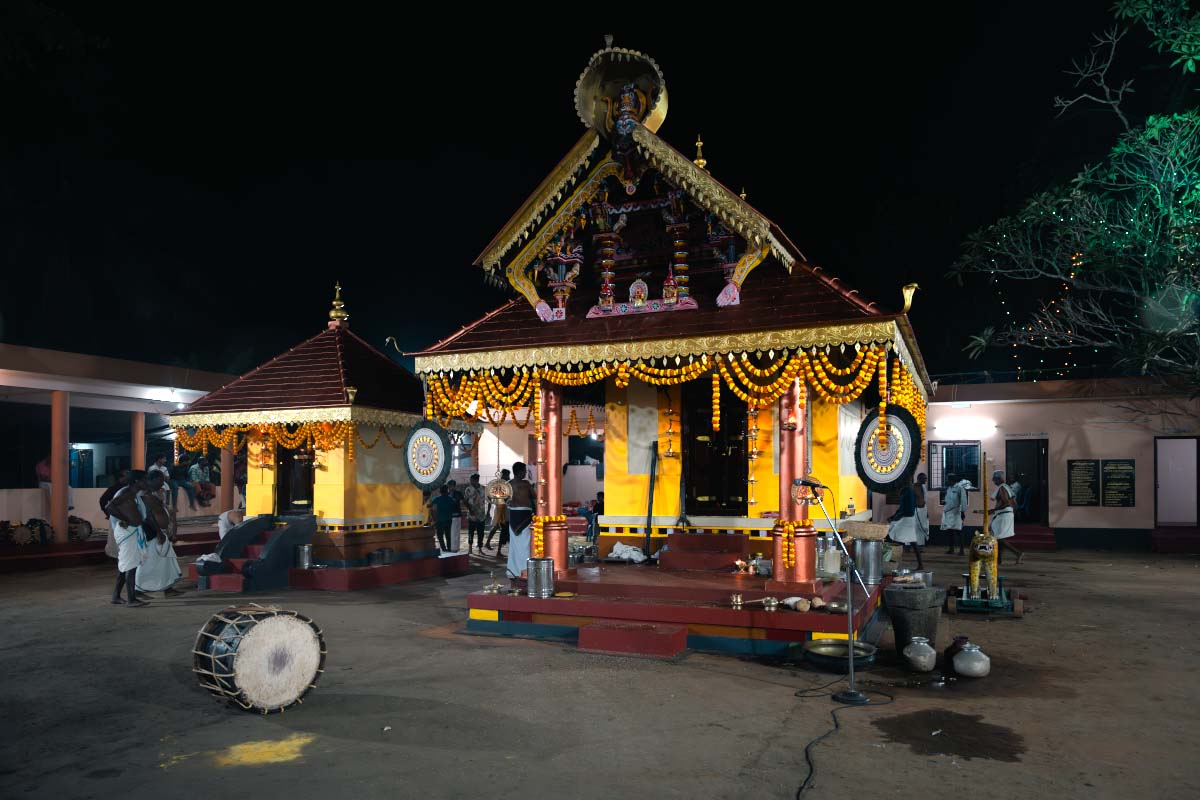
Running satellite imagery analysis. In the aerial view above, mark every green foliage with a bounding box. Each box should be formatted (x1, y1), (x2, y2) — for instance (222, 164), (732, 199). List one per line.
(954, 2), (1200, 390)
(1115, 0), (1200, 73)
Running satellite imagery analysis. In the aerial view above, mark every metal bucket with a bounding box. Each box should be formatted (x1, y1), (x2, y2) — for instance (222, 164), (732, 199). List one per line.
(295, 544), (313, 570)
(368, 547), (394, 566)
(526, 557), (555, 599)
(853, 539), (883, 585)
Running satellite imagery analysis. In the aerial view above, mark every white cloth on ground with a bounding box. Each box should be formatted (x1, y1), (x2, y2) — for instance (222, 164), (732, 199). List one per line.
(136, 536), (182, 591)
(914, 507), (929, 545)
(608, 542), (648, 563)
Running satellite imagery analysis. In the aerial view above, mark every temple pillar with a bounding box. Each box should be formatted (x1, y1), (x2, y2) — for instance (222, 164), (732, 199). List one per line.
(543, 385), (569, 576)
(49, 391), (70, 543)
(767, 378), (818, 593)
(219, 446), (235, 513)
(131, 411), (146, 470)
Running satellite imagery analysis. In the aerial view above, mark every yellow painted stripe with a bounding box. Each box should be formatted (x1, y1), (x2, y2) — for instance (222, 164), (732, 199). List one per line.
(817, 630), (858, 641)
(468, 608), (499, 621)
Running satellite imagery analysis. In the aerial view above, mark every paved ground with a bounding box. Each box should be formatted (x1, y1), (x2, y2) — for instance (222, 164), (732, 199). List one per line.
(0, 548), (1197, 799)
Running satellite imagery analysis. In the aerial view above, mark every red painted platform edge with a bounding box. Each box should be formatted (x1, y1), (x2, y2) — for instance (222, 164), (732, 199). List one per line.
(288, 553), (468, 591)
(469, 587), (879, 632)
(579, 620), (688, 658)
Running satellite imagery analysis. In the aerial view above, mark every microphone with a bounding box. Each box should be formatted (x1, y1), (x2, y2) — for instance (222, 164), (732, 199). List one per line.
(793, 476), (827, 489)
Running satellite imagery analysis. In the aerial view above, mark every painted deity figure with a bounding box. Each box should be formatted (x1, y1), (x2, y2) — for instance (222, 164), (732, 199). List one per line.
(968, 528), (999, 601)
(629, 278), (648, 308)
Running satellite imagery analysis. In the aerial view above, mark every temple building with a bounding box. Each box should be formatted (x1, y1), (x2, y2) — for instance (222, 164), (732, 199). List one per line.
(171, 287), (474, 590)
(411, 41), (932, 652)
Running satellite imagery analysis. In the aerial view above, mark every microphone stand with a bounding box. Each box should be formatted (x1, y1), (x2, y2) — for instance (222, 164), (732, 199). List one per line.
(805, 482), (870, 705)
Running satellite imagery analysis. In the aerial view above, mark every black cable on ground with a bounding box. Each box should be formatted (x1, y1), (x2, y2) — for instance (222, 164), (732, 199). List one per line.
(792, 685), (894, 798)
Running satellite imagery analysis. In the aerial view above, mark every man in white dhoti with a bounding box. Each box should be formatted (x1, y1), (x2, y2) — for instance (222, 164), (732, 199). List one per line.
(886, 482), (925, 569)
(913, 473), (930, 546)
(990, 470), (1024, 565)
(941, 473), (972, 555)
(136, 473), (183, 595)
(105, 470), (150, 607)
(505, 462), (536, 580)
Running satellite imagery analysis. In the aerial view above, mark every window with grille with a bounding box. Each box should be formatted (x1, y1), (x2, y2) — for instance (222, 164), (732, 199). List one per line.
(928, 441), (980, 491)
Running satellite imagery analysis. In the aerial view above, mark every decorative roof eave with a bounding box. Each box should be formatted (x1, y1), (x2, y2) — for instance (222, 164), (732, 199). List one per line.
(631, 124), (798, 272)
(476, 130), (602, 272)
(170, 405), (480, 434)
(413, 317), (930, 404)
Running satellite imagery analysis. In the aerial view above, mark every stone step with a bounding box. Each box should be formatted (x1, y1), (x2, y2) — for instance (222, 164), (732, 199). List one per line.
(206, 573), (245, 592)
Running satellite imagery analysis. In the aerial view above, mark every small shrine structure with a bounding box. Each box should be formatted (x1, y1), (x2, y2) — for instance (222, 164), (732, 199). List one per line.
(171, 287), (474, 590)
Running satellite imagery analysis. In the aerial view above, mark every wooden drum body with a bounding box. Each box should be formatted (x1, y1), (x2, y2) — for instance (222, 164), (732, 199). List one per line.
(192, 605), (326, 713)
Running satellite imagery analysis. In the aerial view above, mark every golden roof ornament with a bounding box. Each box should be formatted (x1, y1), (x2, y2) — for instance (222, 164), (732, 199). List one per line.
(740, 187), (747, 201)
(574, 38), (668, 136)
(328, 282), (350, 327)
(693, 135), (708, 171)
(901, 282), (919, 314)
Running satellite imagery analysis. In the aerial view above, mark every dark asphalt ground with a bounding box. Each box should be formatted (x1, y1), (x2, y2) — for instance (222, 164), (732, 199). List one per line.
(1, 549), (1197, 799)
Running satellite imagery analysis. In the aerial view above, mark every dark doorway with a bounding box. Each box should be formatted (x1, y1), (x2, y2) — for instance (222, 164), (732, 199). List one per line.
(275, 446), (315, 514)
(1005, 439), (1048, 525)
(682, 379), (748, 516)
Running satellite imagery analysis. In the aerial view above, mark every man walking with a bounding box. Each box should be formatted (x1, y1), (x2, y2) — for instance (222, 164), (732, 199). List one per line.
(429, 485), (458, 553)
(463, 473), (488, 554)
(941, 473), (971, 556)
(505, 462), (536, 579)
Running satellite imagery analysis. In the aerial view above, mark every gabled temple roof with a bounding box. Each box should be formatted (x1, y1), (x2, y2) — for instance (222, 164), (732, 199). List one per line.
(176, 324), (423, 420)
(413, 41), (932, 396)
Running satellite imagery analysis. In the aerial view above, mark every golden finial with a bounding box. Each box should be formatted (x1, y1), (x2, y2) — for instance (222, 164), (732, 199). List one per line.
(901, 282), (920, 314)
(740, 187), (747, 201)
(328, 281), (349, 326)
(693, 135), (707, 171)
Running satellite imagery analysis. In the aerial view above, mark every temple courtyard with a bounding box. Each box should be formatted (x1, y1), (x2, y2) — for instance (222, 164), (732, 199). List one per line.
(0, 550), (1194, 799)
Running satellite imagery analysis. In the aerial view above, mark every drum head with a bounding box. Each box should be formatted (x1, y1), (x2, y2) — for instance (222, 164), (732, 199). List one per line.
(854, 406), (922, 493)
(9, 525), (34, 545)
(404, 421), (452, 489)
(234, 615), (323, 711)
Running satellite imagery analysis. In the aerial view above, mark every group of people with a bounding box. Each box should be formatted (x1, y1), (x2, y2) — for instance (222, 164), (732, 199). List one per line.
(146, 453), (217, 510)
(888, 470), (1024, 567)
(425, 464), (541, 579)
(101, 469), (183, 607)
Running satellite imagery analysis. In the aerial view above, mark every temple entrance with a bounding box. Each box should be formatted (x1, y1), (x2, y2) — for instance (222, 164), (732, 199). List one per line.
(682, 379), (748, 516)
(275, 446), (315, 514)
(1005, 439), (1048, 525)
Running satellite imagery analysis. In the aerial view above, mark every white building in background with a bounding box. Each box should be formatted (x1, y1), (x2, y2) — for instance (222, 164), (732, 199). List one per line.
(872, 378), (1200, 549)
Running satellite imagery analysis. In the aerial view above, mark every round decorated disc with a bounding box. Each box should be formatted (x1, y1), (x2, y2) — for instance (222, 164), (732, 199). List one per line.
(404, 422), (452, 488)
(854, 406), (922, 493)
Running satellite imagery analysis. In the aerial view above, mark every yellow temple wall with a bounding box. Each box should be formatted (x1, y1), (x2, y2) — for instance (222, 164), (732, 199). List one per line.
(811, 399), (868, 517)
(312, 444), (350, 520)
(245, 453), (276, 517)
(602, 379), (680, 518)
(600, 379), (865, 521)
(749, 405), (778, 514)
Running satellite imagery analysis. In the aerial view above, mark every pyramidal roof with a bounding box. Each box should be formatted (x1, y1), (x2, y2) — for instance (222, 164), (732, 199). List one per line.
(180, 324), (423, 417)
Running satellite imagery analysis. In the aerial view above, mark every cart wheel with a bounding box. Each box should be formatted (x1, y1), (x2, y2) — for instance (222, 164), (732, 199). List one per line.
(1012, 596), (1024, 618)
(947, 595), (958, 615)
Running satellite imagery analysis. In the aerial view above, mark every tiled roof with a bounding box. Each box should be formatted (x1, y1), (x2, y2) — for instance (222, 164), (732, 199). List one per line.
(182, 325), (423, 414)
(416, 262), (884, 358)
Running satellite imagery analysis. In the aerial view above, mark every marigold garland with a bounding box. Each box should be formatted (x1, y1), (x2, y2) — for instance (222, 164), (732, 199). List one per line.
(780, 520), (798, 569)
(711, 372), (721, 432)
(530, 514), (567, 559)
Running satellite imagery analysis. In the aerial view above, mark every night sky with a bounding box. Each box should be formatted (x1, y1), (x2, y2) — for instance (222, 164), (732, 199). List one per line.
(2, 2), (1163, 381)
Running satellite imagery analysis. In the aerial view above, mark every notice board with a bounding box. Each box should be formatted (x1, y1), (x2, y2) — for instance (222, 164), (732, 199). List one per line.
(1101, 459), (1136, 507)
(1067, 460), (1100, 506)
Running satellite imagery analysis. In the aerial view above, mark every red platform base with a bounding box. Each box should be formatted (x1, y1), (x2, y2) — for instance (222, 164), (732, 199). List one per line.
(288, 553), (469, 591)
(578, 620), (687, 659)
(467, 563), (886, 658)
(764, 579), (822, 594)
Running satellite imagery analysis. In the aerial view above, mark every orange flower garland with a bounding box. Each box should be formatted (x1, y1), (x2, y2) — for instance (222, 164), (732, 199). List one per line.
(780, 520), (798, 568)
(530, 514), (566, 558)
(711, 372), (721, 432)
